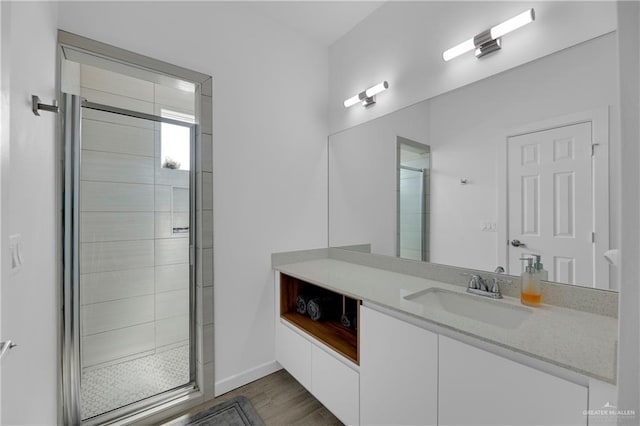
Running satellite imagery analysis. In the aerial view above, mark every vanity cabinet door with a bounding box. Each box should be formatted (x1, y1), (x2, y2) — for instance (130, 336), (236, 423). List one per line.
(439, 335), (587, 426)
(360, 306), (438, 425)
(311, 345), (359, 426)
(276, 321), (312, 391)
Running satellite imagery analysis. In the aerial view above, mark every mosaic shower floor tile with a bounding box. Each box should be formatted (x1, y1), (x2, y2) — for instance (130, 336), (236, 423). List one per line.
(81, 345), (190, 420)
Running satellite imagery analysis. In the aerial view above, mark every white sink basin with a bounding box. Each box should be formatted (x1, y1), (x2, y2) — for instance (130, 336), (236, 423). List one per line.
(403, 288), (532, 329)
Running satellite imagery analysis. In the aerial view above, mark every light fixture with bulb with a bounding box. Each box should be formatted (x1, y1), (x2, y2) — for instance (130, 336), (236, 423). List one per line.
(343, 81), (389, 108)
(442, 8), (535, 62)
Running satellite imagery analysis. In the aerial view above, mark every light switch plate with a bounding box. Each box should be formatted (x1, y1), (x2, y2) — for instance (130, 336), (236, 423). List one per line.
(9, 234), (23, 274)
(480, 222), (497, 232)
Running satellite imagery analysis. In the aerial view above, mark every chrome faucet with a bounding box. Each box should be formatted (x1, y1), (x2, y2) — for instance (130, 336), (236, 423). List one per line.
(468, 274), (487, 291)
(465, 274), (504, 299)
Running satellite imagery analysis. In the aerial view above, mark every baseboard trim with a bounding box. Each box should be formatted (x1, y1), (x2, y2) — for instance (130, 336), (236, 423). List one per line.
(214, 360), (282, 396)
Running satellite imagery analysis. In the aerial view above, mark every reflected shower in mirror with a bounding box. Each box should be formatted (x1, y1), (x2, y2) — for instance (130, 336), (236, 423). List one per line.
(329, 32), (619, 290)
(397, 138), (431, 262)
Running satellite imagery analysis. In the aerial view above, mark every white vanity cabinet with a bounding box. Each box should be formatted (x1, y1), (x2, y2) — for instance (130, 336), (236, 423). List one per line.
(276, 321), (360, 425)
(438, 335), (588, 426)
(275, 273), (360, 425)
(360, 306), (438, 425)
(311, 345), (359, 426)
(273, 267), (606, 426)
(276, 320), (312, 390)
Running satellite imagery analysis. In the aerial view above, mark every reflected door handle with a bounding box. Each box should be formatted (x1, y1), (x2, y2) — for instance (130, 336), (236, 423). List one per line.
(0, 340), (17, 361)
(511, 239), (526, 247)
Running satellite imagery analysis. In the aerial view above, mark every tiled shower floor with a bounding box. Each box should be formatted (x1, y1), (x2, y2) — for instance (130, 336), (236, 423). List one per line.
(80, 344), (190, 420)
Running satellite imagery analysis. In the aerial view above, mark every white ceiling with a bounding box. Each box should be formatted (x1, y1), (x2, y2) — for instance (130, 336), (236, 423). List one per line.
(246, 1), (385, 46)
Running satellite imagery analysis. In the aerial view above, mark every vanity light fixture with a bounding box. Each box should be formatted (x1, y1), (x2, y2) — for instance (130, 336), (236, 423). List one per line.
(343, 81), (389, 108)
(442, 8), (535, 61)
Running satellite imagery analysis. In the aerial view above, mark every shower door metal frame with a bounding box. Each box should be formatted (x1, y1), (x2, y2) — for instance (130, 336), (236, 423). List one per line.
(62, 94), (198, 425)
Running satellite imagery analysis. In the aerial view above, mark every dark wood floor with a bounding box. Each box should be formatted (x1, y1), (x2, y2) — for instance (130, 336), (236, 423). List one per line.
(163, 369), (343, 426)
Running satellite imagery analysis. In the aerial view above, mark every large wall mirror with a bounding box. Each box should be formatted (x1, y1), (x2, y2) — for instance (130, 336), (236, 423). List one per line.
(328, 31), (620, 291)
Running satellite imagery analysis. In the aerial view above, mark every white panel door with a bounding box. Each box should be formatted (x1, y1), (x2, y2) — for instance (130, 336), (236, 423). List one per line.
(508, 122), (595, 285)
(360, 306), (438, 426)
(439, 335), (587, 426)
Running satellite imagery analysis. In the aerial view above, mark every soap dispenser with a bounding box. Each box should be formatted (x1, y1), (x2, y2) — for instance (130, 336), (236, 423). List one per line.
(530, 254), (548, 281)
(519, 257), (541, 307)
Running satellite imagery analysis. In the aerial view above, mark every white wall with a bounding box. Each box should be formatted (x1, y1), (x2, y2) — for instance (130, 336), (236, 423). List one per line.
(329, 1), (617, 134)
(616, 1), (640, 423)
(329, 33), (619, 275)
(0, 3), (6, 421)
(0, 2), (59, 425)
(57, 1), (329, 394)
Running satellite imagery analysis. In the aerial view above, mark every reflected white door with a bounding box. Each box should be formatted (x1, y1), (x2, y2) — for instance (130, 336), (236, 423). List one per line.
(508, 122), (593, 285)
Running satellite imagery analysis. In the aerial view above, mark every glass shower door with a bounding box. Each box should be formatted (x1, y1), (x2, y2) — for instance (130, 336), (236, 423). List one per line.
(63, 94), (196, 423)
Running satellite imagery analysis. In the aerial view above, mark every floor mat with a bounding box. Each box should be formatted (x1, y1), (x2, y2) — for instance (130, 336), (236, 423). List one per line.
(173, 396), (265, 426)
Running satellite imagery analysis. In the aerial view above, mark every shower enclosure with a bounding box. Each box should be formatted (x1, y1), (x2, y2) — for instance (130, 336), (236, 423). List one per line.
(59, 31), (214, 425)
(63, 95), (196, 423)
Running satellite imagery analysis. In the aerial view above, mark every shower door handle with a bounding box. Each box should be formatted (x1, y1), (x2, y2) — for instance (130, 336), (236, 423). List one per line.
(0, 340), (17, 361)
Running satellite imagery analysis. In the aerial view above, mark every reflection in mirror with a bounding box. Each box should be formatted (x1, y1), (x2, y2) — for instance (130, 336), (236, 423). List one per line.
(329, 32), (619, 290)
(397, 138), (431, 261)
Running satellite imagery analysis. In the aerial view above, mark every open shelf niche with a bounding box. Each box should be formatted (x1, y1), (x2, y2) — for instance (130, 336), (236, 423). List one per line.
(280, 273), (360, 365)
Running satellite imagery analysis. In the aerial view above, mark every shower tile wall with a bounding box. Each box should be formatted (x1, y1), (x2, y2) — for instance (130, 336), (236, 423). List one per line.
(79, 64), (194, 369)
(195, 75), (215, 397)
(399, 169), (425, 261)
(399, 146), (430, 262)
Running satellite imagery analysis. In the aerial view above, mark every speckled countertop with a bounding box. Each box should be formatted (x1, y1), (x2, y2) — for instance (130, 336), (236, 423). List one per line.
(274, 258), (618, 384)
